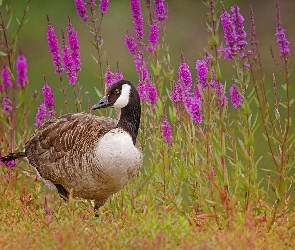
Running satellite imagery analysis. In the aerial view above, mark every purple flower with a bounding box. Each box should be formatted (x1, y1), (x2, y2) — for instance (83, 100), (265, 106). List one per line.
(154, 0), (167, 21)
(161, 116), (172, 144)
(62, 44), (77, 85)
(134, 51), (148, 81)
(2, 95), (12, 112)
(1, 67), (12, 88)
(16, 54), (28, 87)
(88, 0), (96, 6)
(219, 4), (247, 60)
(43, 205), (51, 215)
(130, 0), (144, 40)
(231, 5), (247, 52)
(147, 23), (160, 52)
(99, 0), (109, 14)
(177, 53), (192, 95)
(115, 68), (124, 82)
(196, 59), (209, 89)
(46, 25), (64, 74)
(138, 81), (157, 104)
(0, 153), (16, 168)
(105, 65), (115, 88)
(35, 103), (47, 126)
(125, 34), (138, 55)
(170, 83), (182, 103)
(67, 24), (81, 72)
(183, 96), (202, 123)
(215, 82), (228, 107)
(74, 0), (88, 21)
(229, 83), (243, 109)
(275, 0), (290, 58)
(42, 84), (55, 116)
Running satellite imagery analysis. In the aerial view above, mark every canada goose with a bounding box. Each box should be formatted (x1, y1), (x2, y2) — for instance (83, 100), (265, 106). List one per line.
(0, 79), (143, 211)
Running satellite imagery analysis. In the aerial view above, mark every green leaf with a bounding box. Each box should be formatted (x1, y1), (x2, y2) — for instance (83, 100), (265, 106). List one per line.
(0, 51), (7, 56)
(94, 86), (102, 97)
(6, 11), (13, 29)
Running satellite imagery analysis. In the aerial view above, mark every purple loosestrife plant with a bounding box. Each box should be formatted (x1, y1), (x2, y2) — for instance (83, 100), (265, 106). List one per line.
(130, 0), (144, 40)
(147, 23), (160, 52)
(125, 34), (138, 56)
(74, 0), (88, 21)
(16, 54), (29, 87)
(154, 0), (167, 21)
(196, 59), (209, 90)
(229, 83), (243, 109)
(219, 4), (247, 59)
(62, 43), (77, 85)
(35, 103), (47, 126)
(105, 63), (115, 88)
(161, 116), (172, 144)
(42, 84), (56, 116)
(1, 67), (12, 88)
(46, 22), (64, 73)
(275, 0), (290, 58)
(138, 81), (157, 105)
(67, 21), (82, 72)
(2, 95), (12, 112)
(183, 96), (202, 123)
(99, 0), (110, 15)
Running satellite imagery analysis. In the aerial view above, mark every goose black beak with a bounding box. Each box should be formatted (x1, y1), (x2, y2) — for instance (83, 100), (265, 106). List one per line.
(92, 96), (112, 110)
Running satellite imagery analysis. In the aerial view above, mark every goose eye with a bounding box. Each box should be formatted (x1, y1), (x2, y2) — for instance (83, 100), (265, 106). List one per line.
(114, 89), (121, 95)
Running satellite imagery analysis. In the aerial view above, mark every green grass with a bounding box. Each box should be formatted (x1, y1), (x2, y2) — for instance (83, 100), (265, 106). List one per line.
(0, 167), (295, 249)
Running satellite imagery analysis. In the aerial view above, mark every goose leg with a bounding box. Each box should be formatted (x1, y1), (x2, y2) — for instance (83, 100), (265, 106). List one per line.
(54, 184), (69, 201)
(94, 198), (108, 216)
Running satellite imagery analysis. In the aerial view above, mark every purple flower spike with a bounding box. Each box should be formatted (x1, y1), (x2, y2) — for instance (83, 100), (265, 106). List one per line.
(1, 67), (12, 88)
(177, 53), (192, 95)
(74, 0), (88, 21)
(130, 0), (144, 40)
(43, 205), (51, 215)
(147, 23), (160, 52)
(184, 96), (202, 123)
(229, 83), (243, 109)
(16, 54), (28, 87)
(161, 116), (172, 144)
(125, 34), (138, 55)
(138, 81), (157, 104)
(170, 83), (182, 103)
(154, 0), (167, 22)
(46, 24), (64, 74)
(35, 103), (47, 126)
(105, 64), (115, 88)
(196, 59), (209, 89)
(115, 67), (124, 82)
(42, 84), (55, 116)
(2, 95), (12, 112)
(67, 23), (81, 72)
(62, 44), (77, 85)
(231, 5), (247, 52)
(219, 4), (247, 60)
(99, 0), (109, 14)
(0, 153), (16, 168)
(275, 0), (290, 58)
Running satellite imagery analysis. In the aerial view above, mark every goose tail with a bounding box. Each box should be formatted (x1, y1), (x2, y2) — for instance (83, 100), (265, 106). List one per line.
(0, 152), (27, 162)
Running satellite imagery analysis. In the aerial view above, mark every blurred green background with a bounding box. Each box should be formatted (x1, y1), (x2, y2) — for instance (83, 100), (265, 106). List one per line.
(2, 0), (295, 174)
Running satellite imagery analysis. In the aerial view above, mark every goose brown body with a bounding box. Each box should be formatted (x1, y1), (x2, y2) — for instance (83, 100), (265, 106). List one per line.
(25, 112), (142, 206)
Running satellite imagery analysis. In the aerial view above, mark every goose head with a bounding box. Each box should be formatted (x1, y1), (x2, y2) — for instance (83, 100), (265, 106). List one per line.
(92, 80), (139, 110)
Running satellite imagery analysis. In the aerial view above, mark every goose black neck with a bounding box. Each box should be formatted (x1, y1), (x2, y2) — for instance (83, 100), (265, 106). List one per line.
(116, 93), (141, 145)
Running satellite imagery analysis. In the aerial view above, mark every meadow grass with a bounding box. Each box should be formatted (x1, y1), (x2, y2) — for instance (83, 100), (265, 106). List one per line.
(1, 0), (295, 249)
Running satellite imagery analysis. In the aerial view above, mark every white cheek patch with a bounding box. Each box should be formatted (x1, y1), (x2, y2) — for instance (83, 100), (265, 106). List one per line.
(113, 84), (131, 108)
